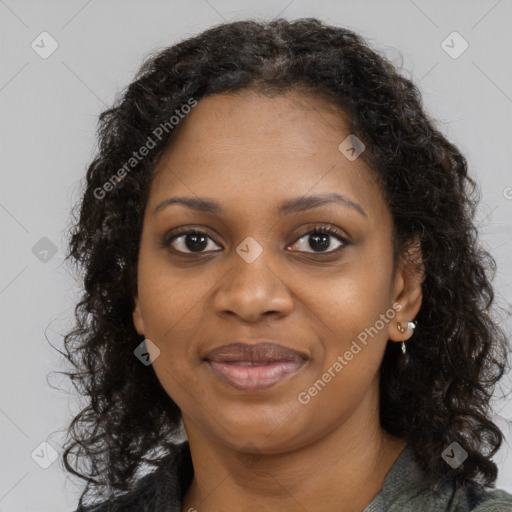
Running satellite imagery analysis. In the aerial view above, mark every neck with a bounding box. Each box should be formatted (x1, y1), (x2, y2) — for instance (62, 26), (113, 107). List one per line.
(181, 388), (406, 512)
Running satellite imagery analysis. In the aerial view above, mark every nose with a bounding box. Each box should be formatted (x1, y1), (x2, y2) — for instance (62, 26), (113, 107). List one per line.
(213, 250), (294, 323)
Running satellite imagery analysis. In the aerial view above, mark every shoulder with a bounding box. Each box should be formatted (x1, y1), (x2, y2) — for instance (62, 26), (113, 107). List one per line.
(384, 482), (512, 512)
(378, 443), (512, 512)
(469, 488), (512, 512)
(440, 480), (512, 512)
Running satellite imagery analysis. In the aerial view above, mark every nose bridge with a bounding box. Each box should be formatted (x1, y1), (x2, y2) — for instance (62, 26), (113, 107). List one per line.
(213, 234), (293, 320)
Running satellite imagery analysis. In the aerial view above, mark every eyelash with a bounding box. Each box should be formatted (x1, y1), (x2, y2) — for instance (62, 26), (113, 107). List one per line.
(161, 224), (350, 256)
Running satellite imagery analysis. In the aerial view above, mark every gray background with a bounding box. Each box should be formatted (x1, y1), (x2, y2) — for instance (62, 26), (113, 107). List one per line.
(1, 0), (511, 510)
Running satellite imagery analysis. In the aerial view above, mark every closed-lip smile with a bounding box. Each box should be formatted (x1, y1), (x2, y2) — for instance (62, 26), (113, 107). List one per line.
(203, 341), (309, 391)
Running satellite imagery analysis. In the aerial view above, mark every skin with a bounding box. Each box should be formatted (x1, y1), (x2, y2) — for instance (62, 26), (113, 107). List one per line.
(132, 89), (423, 512)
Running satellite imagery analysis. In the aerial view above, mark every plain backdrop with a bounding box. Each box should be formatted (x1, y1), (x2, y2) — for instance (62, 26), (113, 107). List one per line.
(0, 1), (511, 510)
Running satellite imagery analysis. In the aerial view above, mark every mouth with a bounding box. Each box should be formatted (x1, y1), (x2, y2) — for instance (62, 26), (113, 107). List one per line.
(203, 341), (309, 392)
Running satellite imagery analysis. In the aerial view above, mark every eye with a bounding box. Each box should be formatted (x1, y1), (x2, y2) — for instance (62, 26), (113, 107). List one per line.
(162, 228), (222, 254)
(289, 225), (349, 254)
(162, 224), (350, 256)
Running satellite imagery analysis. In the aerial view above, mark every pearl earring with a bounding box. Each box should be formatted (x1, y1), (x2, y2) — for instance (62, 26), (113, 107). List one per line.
(397, 321), (416, 354)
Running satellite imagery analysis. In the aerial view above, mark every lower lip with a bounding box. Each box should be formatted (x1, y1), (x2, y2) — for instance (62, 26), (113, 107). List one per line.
(206, 360), (306, 391)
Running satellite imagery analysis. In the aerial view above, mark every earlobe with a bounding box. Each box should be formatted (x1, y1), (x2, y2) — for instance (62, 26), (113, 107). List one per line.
(132, 296), (145, 335)
(388, 317), (417, 342)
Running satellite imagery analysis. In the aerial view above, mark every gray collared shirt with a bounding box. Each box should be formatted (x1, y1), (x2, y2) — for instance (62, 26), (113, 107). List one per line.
(363, 443), (512, 511)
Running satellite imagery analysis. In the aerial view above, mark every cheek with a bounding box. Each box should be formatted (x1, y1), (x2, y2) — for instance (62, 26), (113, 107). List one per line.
(296, 279), (390, 425)
(140, 282), (205, 360)
(138, 269), (206, 406)
(137, 246), (206, 332)
(302, 257), (393, 385)
(306, 260), (392, 334)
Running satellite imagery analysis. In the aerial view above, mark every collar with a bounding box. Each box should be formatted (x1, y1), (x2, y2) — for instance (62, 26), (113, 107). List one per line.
(154, 440), (464, 512)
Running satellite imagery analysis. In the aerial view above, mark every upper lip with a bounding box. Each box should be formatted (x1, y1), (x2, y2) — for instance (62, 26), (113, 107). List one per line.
(204, 341), (309, 364)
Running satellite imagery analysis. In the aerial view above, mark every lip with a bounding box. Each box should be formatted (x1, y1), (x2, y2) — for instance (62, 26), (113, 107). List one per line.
(203, 341), (309, 391)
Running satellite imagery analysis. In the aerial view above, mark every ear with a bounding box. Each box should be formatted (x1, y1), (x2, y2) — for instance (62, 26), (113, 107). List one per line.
(133, 295), (145, 336)
(388, 237), (424, 343)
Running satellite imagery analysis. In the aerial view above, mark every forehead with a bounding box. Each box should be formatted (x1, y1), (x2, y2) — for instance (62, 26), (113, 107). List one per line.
(148, 90), (388, 224)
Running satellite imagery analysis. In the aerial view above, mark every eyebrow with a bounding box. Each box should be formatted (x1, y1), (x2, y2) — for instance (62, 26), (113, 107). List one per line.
(152, 192), (367, 218)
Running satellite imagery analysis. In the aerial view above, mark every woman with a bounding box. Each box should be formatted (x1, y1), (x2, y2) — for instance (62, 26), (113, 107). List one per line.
(62, 18), (512, 512)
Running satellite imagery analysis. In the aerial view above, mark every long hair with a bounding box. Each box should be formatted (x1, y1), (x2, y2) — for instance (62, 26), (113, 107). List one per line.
(58, 18), (510, 508)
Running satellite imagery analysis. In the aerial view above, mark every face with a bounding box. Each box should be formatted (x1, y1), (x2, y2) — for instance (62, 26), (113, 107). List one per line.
(133, 89), (422, 453)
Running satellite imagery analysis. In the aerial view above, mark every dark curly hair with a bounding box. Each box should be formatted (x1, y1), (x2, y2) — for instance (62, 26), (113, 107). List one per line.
(57, 17), (511, 508)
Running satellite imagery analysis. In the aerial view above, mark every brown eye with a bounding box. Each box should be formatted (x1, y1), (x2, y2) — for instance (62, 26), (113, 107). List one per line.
(289, 226), (349, 254)
(163, 229), (222, 254)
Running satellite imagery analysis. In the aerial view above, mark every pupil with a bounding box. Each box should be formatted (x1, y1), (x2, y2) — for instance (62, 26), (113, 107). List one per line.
(186, 233), (208, 251)
(310, 233), (329, 251)
(182, 232), (332, 253)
